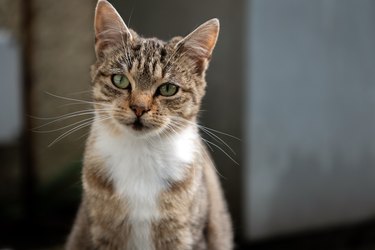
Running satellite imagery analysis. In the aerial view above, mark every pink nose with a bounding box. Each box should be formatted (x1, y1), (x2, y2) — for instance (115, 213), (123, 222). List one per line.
(130, 105), (150, 117)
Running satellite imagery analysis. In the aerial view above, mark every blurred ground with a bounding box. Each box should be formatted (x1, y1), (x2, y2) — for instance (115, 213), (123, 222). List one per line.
(246, 220), (375, 250)
(2, 217), (375, 249)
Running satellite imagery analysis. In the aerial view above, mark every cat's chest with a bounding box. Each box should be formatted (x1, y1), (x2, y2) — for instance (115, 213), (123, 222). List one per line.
(94, 125), (197, 221)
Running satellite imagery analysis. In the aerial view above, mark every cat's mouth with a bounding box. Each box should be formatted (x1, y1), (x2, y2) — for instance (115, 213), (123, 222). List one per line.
(115, 116), (152, 133)
(132, 119), (144, 131)
(127, 118), (148, 131)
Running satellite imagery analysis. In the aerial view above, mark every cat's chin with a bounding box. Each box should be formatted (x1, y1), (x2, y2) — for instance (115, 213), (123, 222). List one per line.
(107, 116), (167, 139)
(121, 122), (164, 139)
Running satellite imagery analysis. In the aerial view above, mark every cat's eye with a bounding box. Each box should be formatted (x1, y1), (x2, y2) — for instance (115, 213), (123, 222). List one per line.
(111, 74), (130, 89)
(158, 83), (179, 97)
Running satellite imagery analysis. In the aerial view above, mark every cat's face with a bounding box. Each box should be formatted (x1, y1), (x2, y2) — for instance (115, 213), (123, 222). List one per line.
(91, 0), (219, 137)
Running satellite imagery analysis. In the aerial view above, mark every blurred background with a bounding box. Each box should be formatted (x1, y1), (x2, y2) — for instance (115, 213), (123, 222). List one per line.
(1, 0), (375, 249)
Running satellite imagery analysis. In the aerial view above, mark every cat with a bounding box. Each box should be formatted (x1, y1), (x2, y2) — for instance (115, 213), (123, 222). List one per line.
(66, 0), (233, 249)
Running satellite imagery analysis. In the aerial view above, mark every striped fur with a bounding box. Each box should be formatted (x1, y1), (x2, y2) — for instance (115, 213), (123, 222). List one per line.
(66, 1), (232, 249)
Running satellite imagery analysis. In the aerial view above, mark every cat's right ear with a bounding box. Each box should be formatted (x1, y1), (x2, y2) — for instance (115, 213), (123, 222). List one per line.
(94, 0), (132, 60)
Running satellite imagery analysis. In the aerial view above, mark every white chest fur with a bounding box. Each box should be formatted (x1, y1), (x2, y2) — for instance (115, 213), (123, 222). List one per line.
(94, 123), (198, 249)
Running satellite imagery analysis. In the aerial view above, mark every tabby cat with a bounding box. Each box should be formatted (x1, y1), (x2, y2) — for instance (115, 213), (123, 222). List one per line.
(66, 0), (233, 249)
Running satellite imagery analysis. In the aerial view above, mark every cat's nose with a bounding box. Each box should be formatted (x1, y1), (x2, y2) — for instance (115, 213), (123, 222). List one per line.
(130, 104), (150, 117)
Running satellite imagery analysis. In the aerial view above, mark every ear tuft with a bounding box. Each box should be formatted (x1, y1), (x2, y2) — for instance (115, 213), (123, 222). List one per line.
(177, 18), (220, 60)
(94, 0), (132, 58)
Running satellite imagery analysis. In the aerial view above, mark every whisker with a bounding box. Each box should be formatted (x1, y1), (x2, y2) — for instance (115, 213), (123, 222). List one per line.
(200, 136), (214, 152)
(198, 126), (236, 155)
(168, 120), (215, 153)
(48, 120), (93, 147)
(127, 4), (136, 27)
(170, 118), (235, 154)
(44, 91), (111, 107)
(76, 115), (119, 140)
(201, 138), (239, 166)
(171, 115), (241, 141)
(31, 109), (113, 130)
(66, 90), (93, 96)
(169, 116), (239, 164)
(48, 115), (112, 147)
(76, 115), (117, 140)
(197, 125), (241, 141)
(58, 102), (93, 108)
(33, 116), (97, 133)
(31, 108), (106, 121)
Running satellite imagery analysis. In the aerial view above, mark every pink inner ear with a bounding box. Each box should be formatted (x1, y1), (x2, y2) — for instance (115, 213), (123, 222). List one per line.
(203, 31), (219, 55)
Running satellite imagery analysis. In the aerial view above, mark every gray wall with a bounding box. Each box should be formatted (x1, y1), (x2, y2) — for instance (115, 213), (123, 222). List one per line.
(245, 0), (375, 239)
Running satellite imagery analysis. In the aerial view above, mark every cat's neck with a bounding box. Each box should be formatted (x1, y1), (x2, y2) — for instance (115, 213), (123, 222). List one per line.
(91, 119), (199, 199)
(92, 119), (199, 169)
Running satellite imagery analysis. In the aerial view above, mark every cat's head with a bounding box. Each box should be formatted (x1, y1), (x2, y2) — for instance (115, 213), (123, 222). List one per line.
(91, 0), (219, 138)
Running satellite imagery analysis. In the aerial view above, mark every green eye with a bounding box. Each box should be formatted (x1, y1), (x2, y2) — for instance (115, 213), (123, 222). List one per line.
(158, 83), (179, 97)
(111, 74), (130, 89)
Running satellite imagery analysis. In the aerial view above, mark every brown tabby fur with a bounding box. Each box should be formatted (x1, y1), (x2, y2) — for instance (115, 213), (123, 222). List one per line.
(66, 0), (232, 249)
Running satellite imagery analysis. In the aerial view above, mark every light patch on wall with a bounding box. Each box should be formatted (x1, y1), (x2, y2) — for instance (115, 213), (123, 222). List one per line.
(0, 30), (23, 144)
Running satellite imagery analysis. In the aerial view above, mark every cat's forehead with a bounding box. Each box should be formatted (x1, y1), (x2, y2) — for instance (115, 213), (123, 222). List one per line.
(130, 39), (168, 66)
(100, 35), (185, 90)
(119, 37), (178, 89)
(132, 38), (167, 57)
(128, 39), (165, 88)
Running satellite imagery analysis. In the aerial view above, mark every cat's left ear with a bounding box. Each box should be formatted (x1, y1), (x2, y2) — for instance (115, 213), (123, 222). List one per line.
(176, 18), (219, 73)
(94, 0), (132, 59)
